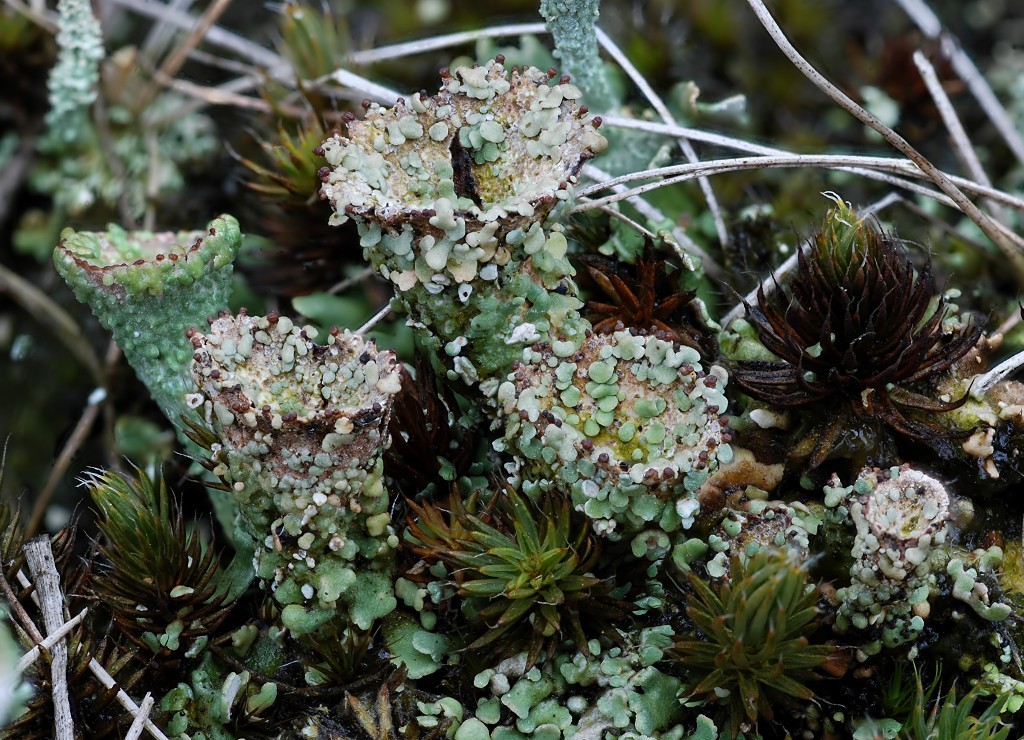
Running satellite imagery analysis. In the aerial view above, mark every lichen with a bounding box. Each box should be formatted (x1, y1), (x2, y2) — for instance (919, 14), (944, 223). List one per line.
(497, 329), (731, 539)
(538, 0), (613, 109)
(319, 58), (606, 393)
(189, 312), (402, 635)
(53, 215), (242, 433)
(45, 0), (104, 143)
(834, 465), (951, 657)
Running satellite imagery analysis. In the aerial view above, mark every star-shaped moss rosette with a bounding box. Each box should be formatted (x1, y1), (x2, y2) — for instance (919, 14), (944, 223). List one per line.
(53, 215), (241, 432)
(318, 57), (606, 394)
(497, 329), (732, 540)
(188, 311), (402, 636)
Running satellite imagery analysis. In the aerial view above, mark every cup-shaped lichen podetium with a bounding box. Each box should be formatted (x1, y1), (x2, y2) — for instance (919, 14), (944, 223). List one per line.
(496, 329), (732, 542)
(836, 465), (950, 654)
(318, 57), (606, 396)
(53, 215), (241, 430)
(188, 312), (403, 636)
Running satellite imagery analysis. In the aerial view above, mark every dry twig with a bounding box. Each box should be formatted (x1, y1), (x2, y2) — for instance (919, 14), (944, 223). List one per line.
(27, 341), (120, 539)
(23, 538), (72, 740)
(744, 0), (1024, 284)
(912, 50), (1007, 224)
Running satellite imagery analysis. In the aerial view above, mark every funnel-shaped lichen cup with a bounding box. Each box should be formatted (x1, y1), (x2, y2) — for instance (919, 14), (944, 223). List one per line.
(53, 215), (241, 434)
(189, 311), (403, 635)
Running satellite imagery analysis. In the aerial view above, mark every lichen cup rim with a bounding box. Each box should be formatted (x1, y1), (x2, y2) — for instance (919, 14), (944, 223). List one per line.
(53, 214), (241, 296)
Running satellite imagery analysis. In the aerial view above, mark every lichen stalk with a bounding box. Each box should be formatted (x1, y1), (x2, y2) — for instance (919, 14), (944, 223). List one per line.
(538, 0), (613, 109)
(834, 465), (951, 656)
(189, 312), (402, 636)
(46, 0), (104, 144)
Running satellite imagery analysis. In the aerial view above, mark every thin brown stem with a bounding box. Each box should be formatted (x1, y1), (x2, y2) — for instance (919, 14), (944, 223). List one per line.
(912, 50), (1006, 224)
(744, 0), (1024, 285)
(135, 0), (236, 113)
(26, 341), (120, 539)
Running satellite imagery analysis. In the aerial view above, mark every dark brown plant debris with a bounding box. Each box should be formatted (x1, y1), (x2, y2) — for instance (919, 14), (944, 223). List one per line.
(385, 353), (479, 499)
(581, 240), (713, 353)
(732, 197), (982, 468)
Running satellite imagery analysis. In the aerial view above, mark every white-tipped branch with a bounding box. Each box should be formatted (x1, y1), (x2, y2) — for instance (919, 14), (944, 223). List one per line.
(14, 609), (88, 675)
(912, 50), (1007, 224)
(88, 659), (171, 740)
(347, 22), (548, 64)
(574, 155), (1024, 213)
(357, 303), (394, 335)
(971, 349), (1024, 399)
(24, 538), (73, 740)
(125, 693), (156, 740)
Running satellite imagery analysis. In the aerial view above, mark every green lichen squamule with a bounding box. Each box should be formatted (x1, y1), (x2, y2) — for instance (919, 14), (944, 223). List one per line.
(53, 215), (241, 435)
(189, 312), (402, 636)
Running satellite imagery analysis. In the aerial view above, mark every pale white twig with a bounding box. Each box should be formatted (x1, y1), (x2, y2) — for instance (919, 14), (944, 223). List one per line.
(357, 304), (393, 335)
(913, 50), (1007, 223)
(126, 693), (156, 740)
(1, 0), (57, 32)
(152, 0), (234, 87)
(14, 609), (88, 676)
(24, 538), (73, 740)
(861, 191), (905, 218)
(328, 266), (376, 295)
(744, 0), (1024, 283)
(994, 310), (1022, 342)
(971, 350), (1024, 399)
(348, 22), (548, 65)
(327, 69), (401, 105)
(600, 115), (969, 209)
(149, 72), (275, 113)
(893, 0), (1024, 166)
(601, 114), (787, 156)
(109, 0), (400, 105)
(577, 200), (660, 240)
(140, 0), (195, 59)
(575, 155), (1024, 214)
(581, 164), (724, 279)
(15, 569), (33, 595)
(149, 73), (263, 123)
(103, 0), (282, 68)
(89, 659), (171, 740)
(595, 28), (729, 249)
